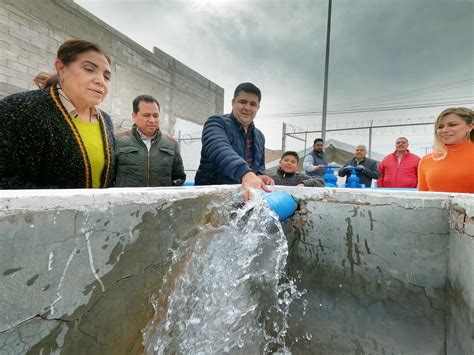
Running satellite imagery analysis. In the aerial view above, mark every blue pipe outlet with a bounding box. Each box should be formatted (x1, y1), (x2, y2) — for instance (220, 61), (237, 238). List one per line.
(263, 191), (297, 221)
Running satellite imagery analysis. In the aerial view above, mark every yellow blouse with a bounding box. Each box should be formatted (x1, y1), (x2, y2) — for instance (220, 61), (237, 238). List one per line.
(72, 118), (105, 188)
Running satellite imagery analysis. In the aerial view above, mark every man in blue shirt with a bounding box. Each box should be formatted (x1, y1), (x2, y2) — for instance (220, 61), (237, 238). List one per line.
(195, 82), (274, 200)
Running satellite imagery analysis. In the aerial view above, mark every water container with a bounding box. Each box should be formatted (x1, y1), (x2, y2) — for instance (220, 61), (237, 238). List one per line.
(263, 191), (297, 221)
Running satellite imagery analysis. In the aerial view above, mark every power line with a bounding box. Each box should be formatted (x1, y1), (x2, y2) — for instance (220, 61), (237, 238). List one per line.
(333, 95), (473, 110)
(351, 95), (471, 104)
(259, 99), (474, 118)
(261, 98), (474, 118)
(259, 79), (474, 119)
(330, 79), (474, 108)
(299, 79), (473, 112)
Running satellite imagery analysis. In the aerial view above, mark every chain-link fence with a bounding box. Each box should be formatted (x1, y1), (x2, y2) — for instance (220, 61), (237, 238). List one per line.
(283, 117), (437, 160)
(175, 116), (448, 181)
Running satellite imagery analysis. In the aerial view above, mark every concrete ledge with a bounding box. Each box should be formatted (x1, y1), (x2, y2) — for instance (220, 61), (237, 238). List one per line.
(0, 186), (237, 353)
(0, 187), (472, 354)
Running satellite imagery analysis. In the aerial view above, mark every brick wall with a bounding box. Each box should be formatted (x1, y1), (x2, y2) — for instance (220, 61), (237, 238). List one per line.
(0, 0), (224, 132)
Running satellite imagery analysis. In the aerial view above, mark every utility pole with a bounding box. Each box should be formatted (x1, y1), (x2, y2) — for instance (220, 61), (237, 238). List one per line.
(321, 0), (332, 141)
(368, 120), (373, 158)
(281, 122), (286, 153)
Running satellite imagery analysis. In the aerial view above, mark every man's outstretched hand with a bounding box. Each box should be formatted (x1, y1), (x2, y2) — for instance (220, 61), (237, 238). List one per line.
(241, 172), (274, 201)
(258, 175), (275, 186)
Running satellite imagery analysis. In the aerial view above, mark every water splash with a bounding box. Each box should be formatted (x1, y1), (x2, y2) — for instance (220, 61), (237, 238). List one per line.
(142, 192), (305, 354)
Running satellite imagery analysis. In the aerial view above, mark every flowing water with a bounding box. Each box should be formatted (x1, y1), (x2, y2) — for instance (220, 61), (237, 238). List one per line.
(142, 193), (305, 354)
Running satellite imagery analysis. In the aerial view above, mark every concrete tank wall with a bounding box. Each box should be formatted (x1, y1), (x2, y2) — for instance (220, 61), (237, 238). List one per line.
(0, 187), (236, 354)
(446, 195), (474, 355)
(0, 187), (472, 354)
(286, 188), (473, 354)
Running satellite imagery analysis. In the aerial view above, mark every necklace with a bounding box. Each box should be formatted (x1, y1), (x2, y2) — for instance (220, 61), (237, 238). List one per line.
(58, 88), (94, 122)
(72, 112), (93, 123)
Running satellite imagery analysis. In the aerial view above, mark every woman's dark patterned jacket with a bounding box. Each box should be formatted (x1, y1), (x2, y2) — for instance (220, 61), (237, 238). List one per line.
(0, 87), (115, 189)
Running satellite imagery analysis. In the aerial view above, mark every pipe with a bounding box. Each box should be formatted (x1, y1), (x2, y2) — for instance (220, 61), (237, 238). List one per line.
(263, 191), (297, 221)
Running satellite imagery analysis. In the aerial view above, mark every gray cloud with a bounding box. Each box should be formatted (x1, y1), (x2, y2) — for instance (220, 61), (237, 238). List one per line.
(76, 0), (473, 148)
(329, 1), (473, 104)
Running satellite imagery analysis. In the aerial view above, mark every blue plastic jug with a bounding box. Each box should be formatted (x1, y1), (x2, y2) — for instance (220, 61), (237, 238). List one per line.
(263, 191), (297, 221)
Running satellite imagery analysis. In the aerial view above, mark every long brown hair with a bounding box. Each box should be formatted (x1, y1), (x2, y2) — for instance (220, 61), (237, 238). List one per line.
(34, 39), (111, 89)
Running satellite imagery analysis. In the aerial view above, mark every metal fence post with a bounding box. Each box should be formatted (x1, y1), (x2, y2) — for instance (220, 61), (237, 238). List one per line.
(304, 132), (308, 155)
(368, 121), (373, 158)
(282, 122), (286, 153)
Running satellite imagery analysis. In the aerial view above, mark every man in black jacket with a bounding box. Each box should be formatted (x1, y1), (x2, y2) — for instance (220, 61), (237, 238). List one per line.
(114, 95), (186, 187)
(338, 145), (380, 187)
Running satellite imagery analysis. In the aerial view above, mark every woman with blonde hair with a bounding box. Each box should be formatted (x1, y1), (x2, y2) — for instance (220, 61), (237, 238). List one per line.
(418, 107), (474, 193)
(0, 39), (115, 188)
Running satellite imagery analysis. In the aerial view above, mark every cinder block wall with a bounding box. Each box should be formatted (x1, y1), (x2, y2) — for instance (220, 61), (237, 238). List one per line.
(0, 0), (224, 132)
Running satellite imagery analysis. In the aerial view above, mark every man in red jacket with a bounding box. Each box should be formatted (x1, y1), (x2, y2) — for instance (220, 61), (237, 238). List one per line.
(378, 137), (420, 188)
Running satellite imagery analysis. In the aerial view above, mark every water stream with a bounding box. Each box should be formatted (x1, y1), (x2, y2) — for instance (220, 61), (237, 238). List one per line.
(142, 193), (305, 354)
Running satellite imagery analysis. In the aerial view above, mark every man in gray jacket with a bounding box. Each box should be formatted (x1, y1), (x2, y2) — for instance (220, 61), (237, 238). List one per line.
(338, 145), (380, 187)
(303, 138), (328, 177)
(114, 95), (186, 187)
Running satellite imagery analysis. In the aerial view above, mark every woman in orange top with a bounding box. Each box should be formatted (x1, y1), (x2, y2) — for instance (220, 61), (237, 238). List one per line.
(418, 107), (474, 193)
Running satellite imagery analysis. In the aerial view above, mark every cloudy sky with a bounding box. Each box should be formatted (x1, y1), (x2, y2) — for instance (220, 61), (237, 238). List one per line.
(76, 0), (473, 150)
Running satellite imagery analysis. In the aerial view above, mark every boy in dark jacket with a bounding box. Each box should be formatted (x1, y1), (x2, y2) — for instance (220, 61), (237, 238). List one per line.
(268, 151), (325, 187)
